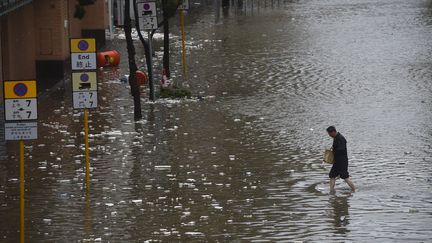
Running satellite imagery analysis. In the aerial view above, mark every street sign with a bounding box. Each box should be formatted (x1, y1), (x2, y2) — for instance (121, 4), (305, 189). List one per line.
(137, 1), (158, 30)
(70, 38), (98, 110)
(140, 16), (158, 30)
(73, 91), (98, 109)
(179, 0), (190, 10)
(3, 80), (38, 141)
(69, 39), (97, 190)
(4, 80), (37, 99)
(72, 72), (98, 92)
(5, 122), (38, 140)
(71, 53), (97, 70)
(137, 1), (157, 16)
(5, 99), (38, 121)
(70, 39), (96, 53)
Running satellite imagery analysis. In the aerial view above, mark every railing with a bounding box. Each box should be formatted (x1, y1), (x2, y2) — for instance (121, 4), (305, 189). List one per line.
(0, 0), (32, 17)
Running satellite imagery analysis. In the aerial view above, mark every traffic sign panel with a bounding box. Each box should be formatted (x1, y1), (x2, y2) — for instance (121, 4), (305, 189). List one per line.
(137, 1), (158, 30)
(4, 81), (37, 99)
(70, 38), (96, 53)
(179, 0), (190, 10)
(137, 2), (157, 17)
(72, 72), (98, 92)
(73, 91), (98, 109)
(5, 98), (38, 121)
(71, 53), (97, 70)
(139, 16), (158, 30)
(5, 122), (38, 140)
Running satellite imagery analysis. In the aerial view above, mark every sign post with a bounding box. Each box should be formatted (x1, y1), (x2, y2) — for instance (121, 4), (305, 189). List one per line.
(19, 140), (24, 243)
(137, 1), (158, 101)
(70, 38), (98, 191)
(3, 79), (38, 243)
(179, 0), (189, 80)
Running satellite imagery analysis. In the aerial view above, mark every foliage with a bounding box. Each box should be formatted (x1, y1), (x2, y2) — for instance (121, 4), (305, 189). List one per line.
(160, 86), (192, 99)
(74, 0), (97, 19)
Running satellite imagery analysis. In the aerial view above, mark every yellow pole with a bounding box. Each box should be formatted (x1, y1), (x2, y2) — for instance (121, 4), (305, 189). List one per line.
(19, 140), (25, 243)
(84, 109), (90, 192)
(180, 10), (187, 80)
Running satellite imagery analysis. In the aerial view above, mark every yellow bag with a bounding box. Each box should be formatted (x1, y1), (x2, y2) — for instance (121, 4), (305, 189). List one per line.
(324, 149), (334, 164)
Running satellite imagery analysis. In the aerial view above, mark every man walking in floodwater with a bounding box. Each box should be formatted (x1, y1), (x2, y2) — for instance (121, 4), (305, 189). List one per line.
(326, 126), (356, 192)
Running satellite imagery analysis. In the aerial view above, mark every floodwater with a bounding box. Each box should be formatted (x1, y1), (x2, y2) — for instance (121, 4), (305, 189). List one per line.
(1, 0), (432, 242)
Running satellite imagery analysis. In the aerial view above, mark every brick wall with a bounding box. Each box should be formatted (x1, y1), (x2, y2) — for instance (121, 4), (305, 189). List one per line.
(4, 4), (36, 80)
(34, 0), (69, 60)
(81, 0), (108, 30)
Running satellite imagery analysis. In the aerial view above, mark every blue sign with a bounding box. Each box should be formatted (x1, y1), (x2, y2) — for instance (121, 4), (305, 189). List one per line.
(13, 83), (28, 97)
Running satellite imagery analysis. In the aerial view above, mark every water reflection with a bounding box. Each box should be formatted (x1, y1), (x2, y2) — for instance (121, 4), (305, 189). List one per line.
(84, 190), (93, 240)
(329, 193), (350, 234)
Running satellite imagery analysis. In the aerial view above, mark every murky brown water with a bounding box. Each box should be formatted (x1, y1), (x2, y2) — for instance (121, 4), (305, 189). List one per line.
(1, 0), (432, 242)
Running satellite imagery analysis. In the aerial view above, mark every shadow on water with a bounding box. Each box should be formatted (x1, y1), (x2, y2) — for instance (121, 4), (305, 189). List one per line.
(329, 193), (351, 234)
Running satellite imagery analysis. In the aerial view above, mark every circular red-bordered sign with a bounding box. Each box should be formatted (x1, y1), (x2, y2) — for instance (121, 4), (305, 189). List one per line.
(13, 83), (28, 97)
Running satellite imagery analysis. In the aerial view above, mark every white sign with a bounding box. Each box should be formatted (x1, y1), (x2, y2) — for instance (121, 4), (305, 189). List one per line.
(72, 72), (98, 92)
(5, 98), (38, 121)
(137, 2), (157, 17)
(137, 2), (158, 30)
(179, 0), (189, 10)
(139, 16), (158, 30)
(5, 122), (38, 140)
(71, 53), (97, 70)
(73, 91), (98, 109)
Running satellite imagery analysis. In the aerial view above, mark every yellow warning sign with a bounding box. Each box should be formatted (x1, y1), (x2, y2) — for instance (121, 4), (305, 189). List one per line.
(72, 72), (98, 92)
(4, 80), (37, 99)
(70, 38), (96, 53)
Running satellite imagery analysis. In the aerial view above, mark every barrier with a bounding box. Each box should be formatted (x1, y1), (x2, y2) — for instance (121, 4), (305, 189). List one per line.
(136, 71), (148, 86)
(97, 50), (120, 67)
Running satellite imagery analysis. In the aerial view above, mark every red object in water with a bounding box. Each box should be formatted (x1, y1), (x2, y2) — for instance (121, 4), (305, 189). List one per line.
(136, 71), (148, 85)
(97, 50), (120, 67)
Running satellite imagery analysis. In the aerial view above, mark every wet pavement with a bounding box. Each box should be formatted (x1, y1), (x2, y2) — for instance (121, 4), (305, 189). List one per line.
(1, 0), (432, 242)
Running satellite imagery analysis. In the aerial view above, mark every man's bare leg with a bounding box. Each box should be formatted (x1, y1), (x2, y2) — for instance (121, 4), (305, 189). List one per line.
(330, 178), (336, 193)
(344, 177), (356, 192)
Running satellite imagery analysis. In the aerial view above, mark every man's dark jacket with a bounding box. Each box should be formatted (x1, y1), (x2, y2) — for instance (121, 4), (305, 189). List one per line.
(333, 133), (348, 165)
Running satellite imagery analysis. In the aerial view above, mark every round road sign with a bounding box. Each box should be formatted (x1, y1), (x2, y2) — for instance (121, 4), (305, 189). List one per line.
(80, 73), (90, 82)
(13, 83), (28, 97)
(144, 3), (150, 10)
(78, 40), (89, 51)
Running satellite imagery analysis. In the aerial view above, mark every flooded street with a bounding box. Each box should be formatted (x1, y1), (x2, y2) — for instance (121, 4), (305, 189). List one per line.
(1, 0), (432, 241)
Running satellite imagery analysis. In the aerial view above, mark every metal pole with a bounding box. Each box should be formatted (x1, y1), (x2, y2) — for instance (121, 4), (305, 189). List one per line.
(84, 109), (90, 192)
(148, 31), (155, 101)
(180, 10), (187, 80)
(20, 140), (25, 243)
(108, 0), (114, 39)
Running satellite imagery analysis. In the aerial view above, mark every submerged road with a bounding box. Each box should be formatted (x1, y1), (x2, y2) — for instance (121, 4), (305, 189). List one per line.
(1, 0), (432, 241)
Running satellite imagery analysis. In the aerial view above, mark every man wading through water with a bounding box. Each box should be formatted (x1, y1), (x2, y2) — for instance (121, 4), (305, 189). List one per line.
(326, 126), (356, 192)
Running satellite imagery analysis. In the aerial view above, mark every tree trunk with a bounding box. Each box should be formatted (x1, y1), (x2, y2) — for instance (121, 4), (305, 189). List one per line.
(132, 0), (155, 101)
(162, 0), (171, 79)
(124, 0), (142, 120)
(222, 0), (230, 8)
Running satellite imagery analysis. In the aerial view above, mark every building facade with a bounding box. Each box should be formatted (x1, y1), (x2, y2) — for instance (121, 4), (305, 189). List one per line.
(0, 0), (108, 85)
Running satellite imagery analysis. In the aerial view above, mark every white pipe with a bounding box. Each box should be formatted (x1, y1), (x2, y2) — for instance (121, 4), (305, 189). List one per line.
(108, 0), (114, 39)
